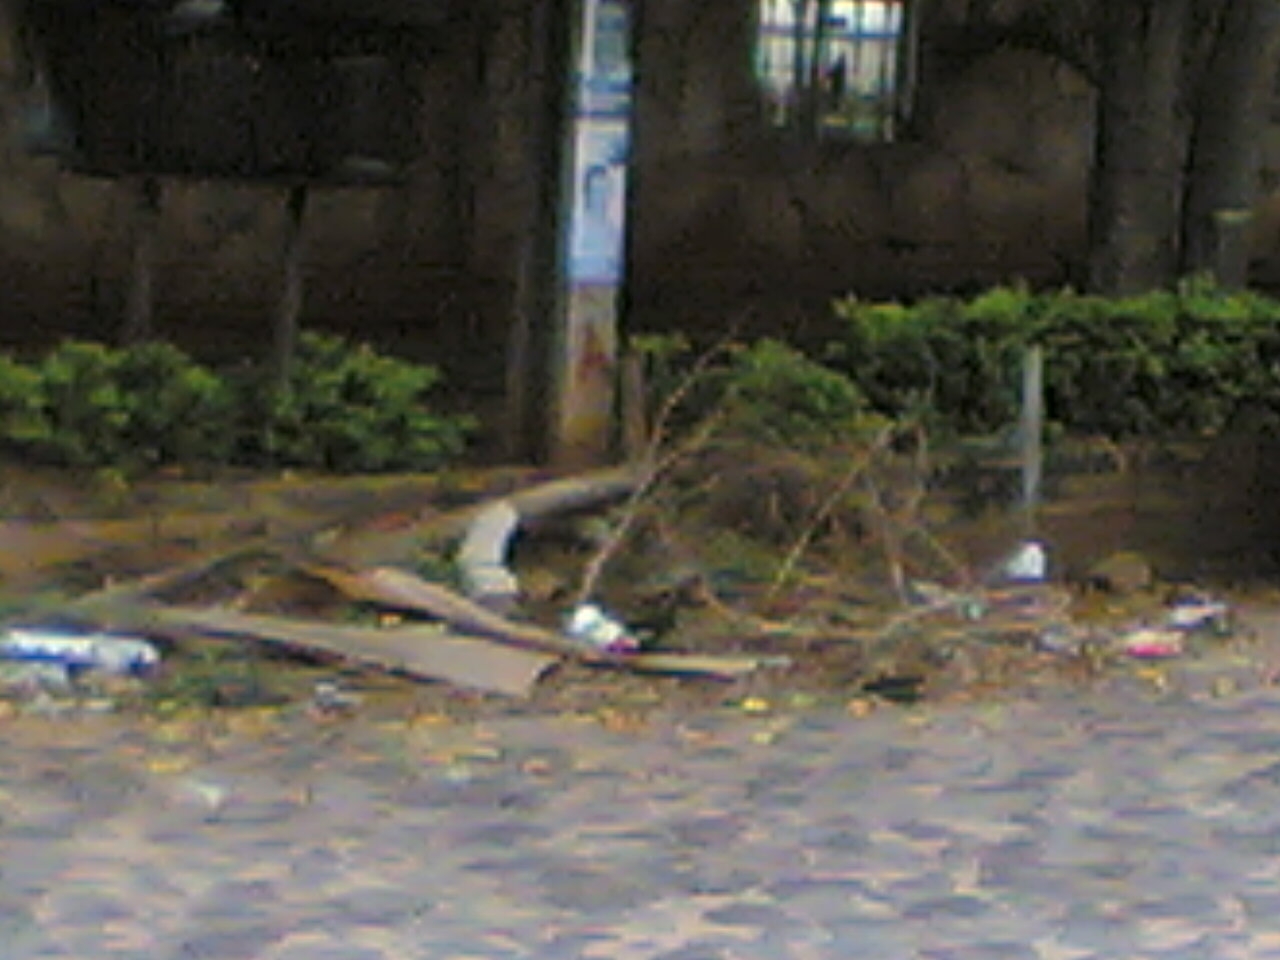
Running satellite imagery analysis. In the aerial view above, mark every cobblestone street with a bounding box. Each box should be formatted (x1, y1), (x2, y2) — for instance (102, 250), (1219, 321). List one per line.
(7, 616), (1280, 959)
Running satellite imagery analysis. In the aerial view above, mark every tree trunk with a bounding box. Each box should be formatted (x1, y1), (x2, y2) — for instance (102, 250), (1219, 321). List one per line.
(1179, 0), (1280, 286)
(1087, 0), (1191, 294)
(274, 184), (308, 383)
(122, 176), (161, 345)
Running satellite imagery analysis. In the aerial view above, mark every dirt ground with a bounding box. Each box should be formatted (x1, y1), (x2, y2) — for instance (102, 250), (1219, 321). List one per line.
(0, 460), (1269, 725)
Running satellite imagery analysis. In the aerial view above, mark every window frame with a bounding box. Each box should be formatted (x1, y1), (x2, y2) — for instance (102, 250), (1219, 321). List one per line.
(754, 0), (918, 144)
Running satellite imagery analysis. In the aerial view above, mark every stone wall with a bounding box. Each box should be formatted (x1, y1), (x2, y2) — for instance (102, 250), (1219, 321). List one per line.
(626, 0), (1097, 335)
(0, 0), (1278, 373)
(0, 0), (482, 369)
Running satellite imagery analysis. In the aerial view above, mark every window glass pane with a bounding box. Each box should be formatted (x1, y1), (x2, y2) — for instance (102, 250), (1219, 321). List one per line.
(756, 0), (906, 141)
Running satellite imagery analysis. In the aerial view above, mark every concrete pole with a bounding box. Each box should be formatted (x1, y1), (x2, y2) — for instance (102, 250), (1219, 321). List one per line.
(1019, 345), (1044, 533)
(550, 0), (634, 467)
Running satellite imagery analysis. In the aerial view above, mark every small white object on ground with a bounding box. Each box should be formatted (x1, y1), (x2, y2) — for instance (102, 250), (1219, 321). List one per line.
(1166, 594), (1231, 633)
(0, 629), (160, 676)
(565, 603), (639, 653)
(311, 679), (363, 713)
(990, 540), (1048, 584)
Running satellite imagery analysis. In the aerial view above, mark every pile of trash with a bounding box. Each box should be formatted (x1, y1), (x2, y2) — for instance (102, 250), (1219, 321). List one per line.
(0, 467), (791, 711)
(0, 465), (1243, 715)
(896, 539), (1236, 666)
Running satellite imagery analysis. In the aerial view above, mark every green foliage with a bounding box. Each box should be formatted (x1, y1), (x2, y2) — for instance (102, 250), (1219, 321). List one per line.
(30, 341), (231, 469)
(832, 280), (1280, 439)
(0, 354), (47, 452)
(718, 339), (869, 449)
(637, 336), (884, 570)
(237, 332), (474, 473)
(0, 335), (471, 475)
(146, 643), (289, 710)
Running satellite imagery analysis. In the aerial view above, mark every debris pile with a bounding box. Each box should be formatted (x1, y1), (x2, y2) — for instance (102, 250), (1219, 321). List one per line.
(0, 469), (1244, 714)
(0, 468), (790, 708)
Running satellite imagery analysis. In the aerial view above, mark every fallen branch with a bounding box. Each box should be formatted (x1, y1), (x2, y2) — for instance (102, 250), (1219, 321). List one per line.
(574, 340), (732, 608)
(765, 423), (896, 603)
(313, 467), (643, 569)
(624, 651), (791, 677)
(306, 564), (596, 658)
(67, 543), (293, 616)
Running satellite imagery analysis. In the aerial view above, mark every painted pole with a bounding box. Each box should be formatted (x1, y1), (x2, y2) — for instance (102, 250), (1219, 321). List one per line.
(550, 0), (634, 466)
(1019, 344), (1044, 532)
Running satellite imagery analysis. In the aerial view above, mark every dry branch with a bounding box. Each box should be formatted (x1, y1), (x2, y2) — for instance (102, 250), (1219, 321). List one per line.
(306, 564), (597, 658)
(574, 340), (732, 607)
(314, 467), (642, 569)
(765, 423), (896, 602)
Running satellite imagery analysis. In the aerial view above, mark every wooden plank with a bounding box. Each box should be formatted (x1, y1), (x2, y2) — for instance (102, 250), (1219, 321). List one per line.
(108, 604), (557, 698)
(308, 564), (594, 657)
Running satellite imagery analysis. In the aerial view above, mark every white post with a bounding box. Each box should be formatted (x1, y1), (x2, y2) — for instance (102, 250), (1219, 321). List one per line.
(1019, 344), (1044, 531)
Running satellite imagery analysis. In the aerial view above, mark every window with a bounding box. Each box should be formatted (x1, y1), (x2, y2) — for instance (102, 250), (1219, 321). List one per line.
(756, 0), (913, 142)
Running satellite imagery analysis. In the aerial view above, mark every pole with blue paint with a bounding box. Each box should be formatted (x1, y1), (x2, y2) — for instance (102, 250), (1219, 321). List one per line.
(552, 0), (634, 466)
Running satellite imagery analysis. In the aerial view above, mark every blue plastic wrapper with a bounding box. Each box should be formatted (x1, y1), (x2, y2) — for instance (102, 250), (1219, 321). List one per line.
(0, 629), (160, 677)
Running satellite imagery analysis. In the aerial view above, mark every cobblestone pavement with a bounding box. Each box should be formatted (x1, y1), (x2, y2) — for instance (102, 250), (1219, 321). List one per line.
(9, 620), (1280, 959)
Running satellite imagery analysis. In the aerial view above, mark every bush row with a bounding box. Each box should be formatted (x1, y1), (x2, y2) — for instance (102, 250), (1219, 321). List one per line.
(0, 333), (473, 473)
(830, 279), (1280, 438)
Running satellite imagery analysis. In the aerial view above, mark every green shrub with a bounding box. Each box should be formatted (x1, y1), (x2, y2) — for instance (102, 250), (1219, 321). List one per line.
(32, 340), (231, 469)
(718, 338), (869, 450)
(0, 354), (48, 454)
(630, 334), (874, 450)
(237, 332), (474, 473)
(832, 280), (1280, 439)
(0, 335), (471, 475)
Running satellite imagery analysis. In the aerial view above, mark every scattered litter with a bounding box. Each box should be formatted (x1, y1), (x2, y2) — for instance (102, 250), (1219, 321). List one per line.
(1036, 623), (1090, 656)
(1118, 626), (1184, 659)
(862, 674), (926, 703)
(1165, 590), (1232, 636)
(28, 461), (1236, 708)
(310, 679), (363, 715)
(908, 580), (985, 620)
(988, 540), (1048, 585)
(0, 628), (160, 677)
(565, 603), (640, 653)
(170, 776), (232, 820)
